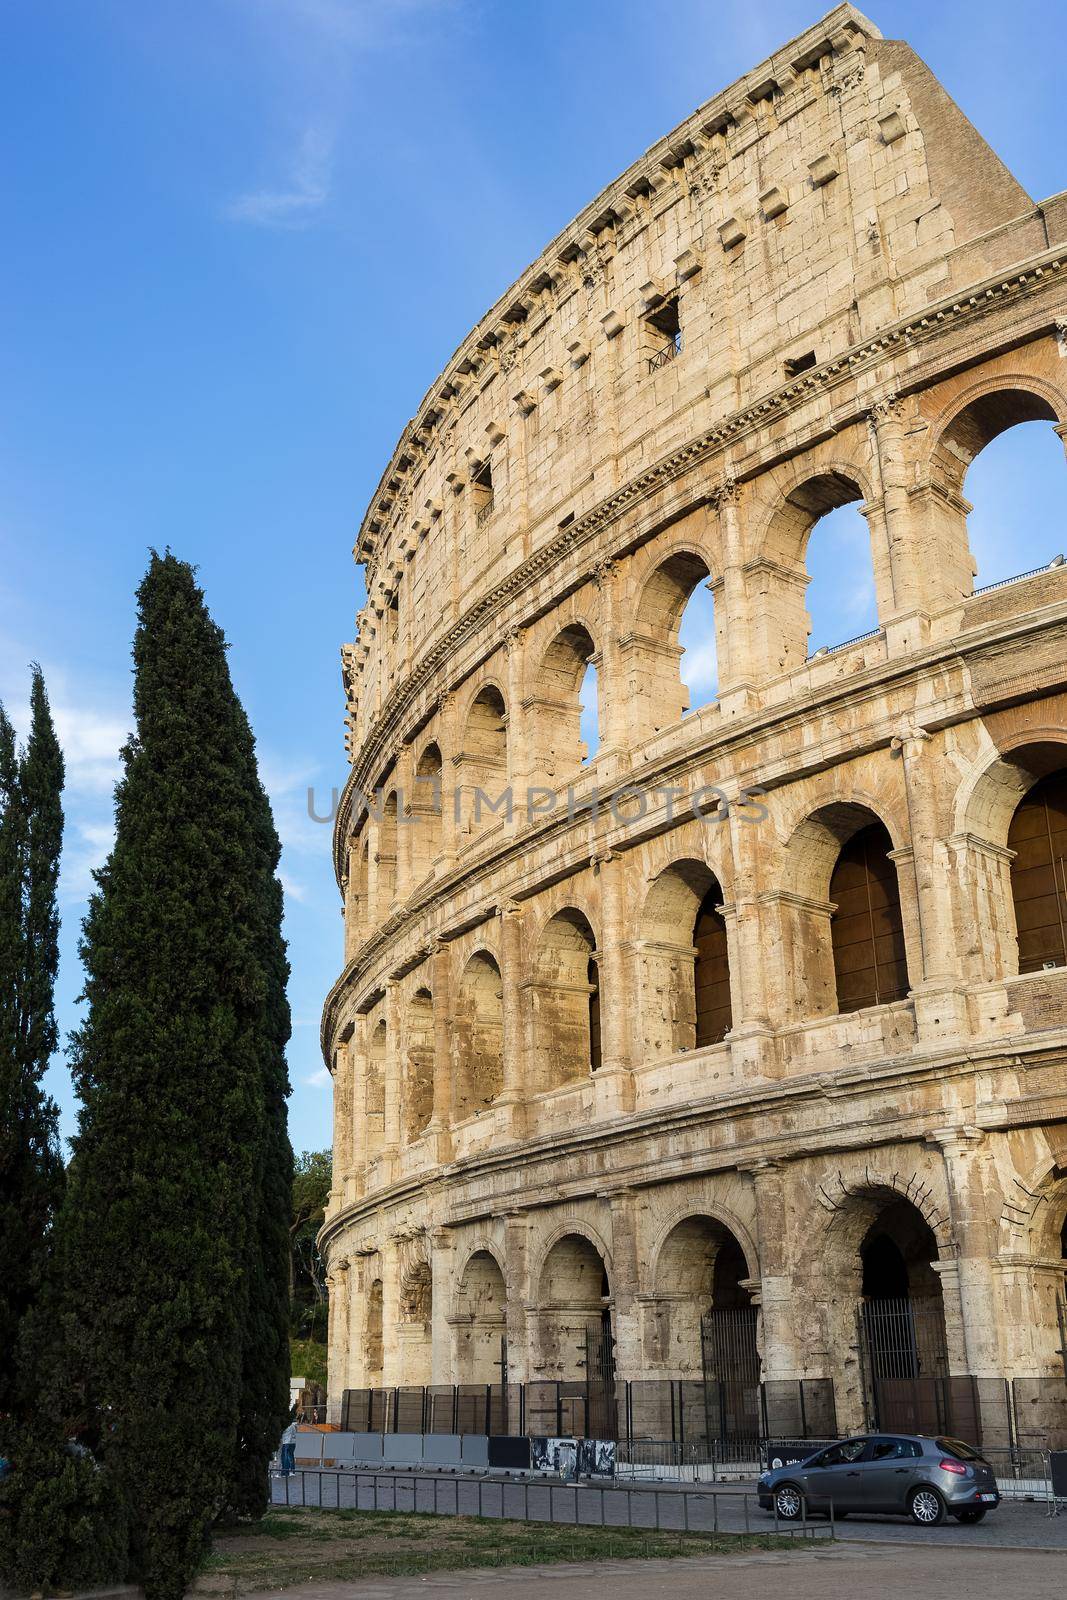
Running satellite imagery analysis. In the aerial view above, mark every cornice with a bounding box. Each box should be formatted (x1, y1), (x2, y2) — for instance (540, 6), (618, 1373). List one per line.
(336, 248), (1067, 889)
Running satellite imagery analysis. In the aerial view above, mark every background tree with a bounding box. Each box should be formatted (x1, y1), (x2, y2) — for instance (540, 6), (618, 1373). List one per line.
(0, 669), (65, 1412)
(288, 1149), (332, 1388)
(46, 553), (291, 1600)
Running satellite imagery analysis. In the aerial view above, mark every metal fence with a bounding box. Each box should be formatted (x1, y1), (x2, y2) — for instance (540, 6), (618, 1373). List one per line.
(270, 1466), (831, 1541)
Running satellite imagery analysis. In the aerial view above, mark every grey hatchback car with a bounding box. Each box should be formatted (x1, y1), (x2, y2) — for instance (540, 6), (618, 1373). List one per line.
(757, 1433), (1000, 1525)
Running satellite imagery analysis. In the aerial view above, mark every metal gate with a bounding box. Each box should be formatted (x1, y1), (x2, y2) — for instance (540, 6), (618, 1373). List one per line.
(584, 1319), (618, 1440)
(858, 1295), (955, 1434)
(701, 1304), (761, 1445)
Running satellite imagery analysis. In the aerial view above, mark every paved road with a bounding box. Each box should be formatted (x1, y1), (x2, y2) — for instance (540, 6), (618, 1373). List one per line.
(240, 1543), (1067, 1600)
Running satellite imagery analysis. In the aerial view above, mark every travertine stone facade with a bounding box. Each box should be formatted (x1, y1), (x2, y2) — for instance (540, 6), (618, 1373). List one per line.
(321, 6), (1067, 1429)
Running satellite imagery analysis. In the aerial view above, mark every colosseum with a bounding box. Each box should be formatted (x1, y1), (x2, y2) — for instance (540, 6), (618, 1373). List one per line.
(321, 5), (1067, 1449)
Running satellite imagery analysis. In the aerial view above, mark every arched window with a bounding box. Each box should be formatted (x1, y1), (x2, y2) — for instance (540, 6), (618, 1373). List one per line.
(375, 791), (398, 912)
(758, 472), (876, 675)
(693, 884), (732, 1045)
(411, 742), (443, 879)
(641, 860), (732, 1058)
(533, 625), (597, 781)
(965, 419), (1067, 589)
(453, 951), (504, 1119)
(829, 822), (909, 1012)
(455, 1250), (508, 1382)
(538, 1233), (613, 1383)
(627, 550), (715, 740)
(459, 686), (507, 836)
(532, 909), (599, 1092)
(1008, 771), (1067, 974)
(805, 500), (879, 654)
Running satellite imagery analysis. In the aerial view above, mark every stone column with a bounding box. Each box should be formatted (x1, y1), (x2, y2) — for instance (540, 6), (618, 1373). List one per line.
(746, 1160), (795, 1383)
(725, 800), (781, 1078)
(502, 1211), (534, 1383)
(891, 719), (969, 1040)
(606, 1189), (641, 1381)
(503, 629), (529, 830)
(326, 1261), (348, 1404)
(712, 479), (760, 716)
(868, 395), (929, 652)
(928, 1127), (1003, 1376)
(382, 980), (402, 1168)
(349, 1014), (368, 1199)
(591, 559), (628, 775)
(429, 1226), (456, 1385)
(593, 849), (636, 1115)
(394, 742), (415, 903)
(494, 900), (528, 1138)
(424, 941), (454, 1162)
(437, 693), (460, 874)
(331, 1031), (354, 1206)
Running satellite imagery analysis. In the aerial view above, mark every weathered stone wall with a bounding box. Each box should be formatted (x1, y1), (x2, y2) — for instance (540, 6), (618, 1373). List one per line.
(323, 5), (1067, 1422)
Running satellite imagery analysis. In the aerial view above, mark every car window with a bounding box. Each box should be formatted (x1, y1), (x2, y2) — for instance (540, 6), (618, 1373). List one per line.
(818, 1438), (867, 1466)
(936, 1437), (982, 1461)
(871, 1438), (921, 1460)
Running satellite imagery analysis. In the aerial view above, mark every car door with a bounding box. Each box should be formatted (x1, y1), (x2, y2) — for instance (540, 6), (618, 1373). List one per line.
(862, 1436), (922, 1511)
(802, 1437), (870, 1510)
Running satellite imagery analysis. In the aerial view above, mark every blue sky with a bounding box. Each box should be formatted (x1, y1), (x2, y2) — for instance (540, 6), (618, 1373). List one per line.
(2, 0), (1065, 1159)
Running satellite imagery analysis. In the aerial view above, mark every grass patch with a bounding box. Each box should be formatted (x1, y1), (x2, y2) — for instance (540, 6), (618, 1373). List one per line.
(209, 1507), (802, 1592)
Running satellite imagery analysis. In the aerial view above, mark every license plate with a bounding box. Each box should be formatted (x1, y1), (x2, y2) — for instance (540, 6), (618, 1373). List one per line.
(980, 1493), (997, 1502)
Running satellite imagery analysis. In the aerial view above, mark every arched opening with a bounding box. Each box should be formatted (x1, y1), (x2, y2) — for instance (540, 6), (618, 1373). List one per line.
(922, 389), (1063, 600)
(532, 908), (599, 1093)
(411, 742), (443, 879)
(404, 988), (434, 1142)
(965, 419), (1067, 590)
(829, 820), (910, 1012)
(653, 1216), (757, 1392)
(537, 1233), (613, 1383)
(375, 790), (398, 912)
(455, 1250), (508, 1383)
(640, 859), (732, 1058)
(805, 500), (879, 654)
(859, 1197), (949, 1422)
(1008, 770), (1067, 974)
(784, 802), (910, 1021)
(365, 1277), (384, 1378)
(365, 1018), (387, 1160)
(400, 1260), (432, 1326)
(759, 472), (874, 676)
(628, 550), (715, 737)
(459, 686), (507, 837)
(453, 951), (503, 1119)
(532, 624), (598, 783)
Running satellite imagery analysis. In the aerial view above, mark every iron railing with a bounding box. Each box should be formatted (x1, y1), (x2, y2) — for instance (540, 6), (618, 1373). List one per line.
(648, 332), (683, 372)
(973, 555), (1065, 595)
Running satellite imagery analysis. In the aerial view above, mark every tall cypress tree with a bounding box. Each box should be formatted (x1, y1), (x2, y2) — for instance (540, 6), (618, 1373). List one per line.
(0, 670), (65, 1412)
(55, 553), (292, 1600)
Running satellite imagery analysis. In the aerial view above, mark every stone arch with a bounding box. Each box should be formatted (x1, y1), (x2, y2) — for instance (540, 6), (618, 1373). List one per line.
(625, 546), (715, 736)
(375, 790), (399, 912)
(531, 906), (600, 1093)
(639, 858), (733, 1058)
(530, 622), (599, 783)
(750, 467), (877, 677)
(454, 1247), (508, 1382)
(403, 986), (434, 1142)
(953, 733), (1067, 982)
(453, 949), (503, 1119)
(457, 682), (508, 838)
(780, 799), (912, 1020)
(411, 740), (444, 879)
(922, 376), (1067, 602)
(535, 1229), (613, 1381)
(648, 1213), (757, 1381)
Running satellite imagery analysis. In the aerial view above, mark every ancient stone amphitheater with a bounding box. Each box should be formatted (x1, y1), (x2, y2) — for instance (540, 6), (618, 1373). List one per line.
(321, 5), (1067, 1445)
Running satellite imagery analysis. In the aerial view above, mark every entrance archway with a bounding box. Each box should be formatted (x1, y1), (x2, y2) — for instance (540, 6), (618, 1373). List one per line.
(454, 1249), (508, 1383)
(537, 1233), (613, 1384)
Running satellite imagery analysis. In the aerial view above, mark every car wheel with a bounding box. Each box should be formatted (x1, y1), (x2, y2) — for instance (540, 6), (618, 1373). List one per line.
(774, 1483), (804, 1521)
(908, 1486), (946, 1526)
(954, 1508), (987, 1523)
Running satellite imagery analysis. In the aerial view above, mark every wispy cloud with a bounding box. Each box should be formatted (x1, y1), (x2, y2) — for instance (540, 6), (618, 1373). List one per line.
(224, 124), (333, 229)
(304, 1064), (331, 1088)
